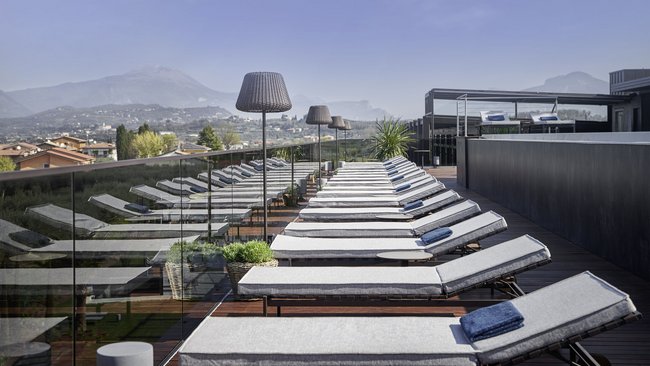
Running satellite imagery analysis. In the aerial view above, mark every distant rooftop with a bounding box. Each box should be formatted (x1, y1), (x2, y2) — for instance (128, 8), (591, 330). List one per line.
(610, 69), (650, 93)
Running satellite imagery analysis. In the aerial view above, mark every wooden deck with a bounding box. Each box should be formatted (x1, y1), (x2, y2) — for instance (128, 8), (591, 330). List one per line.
(168, 167), (650, 365)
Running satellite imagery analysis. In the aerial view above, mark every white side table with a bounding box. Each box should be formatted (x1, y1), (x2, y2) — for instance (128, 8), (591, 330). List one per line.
(97, 341), (153, 366)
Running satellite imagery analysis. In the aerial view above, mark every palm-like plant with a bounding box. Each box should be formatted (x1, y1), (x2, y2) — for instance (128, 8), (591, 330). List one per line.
(371, 117), (414, 160)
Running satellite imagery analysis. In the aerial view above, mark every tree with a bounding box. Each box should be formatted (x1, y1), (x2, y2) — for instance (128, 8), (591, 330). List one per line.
(162, 133), (178, 153)
(132, 131), (164, 158)
(197, 125), (223, 150)
(220, 126), (241, 150)
(371, 117), (414, 161)
(138, 123), (152, 135)
(0, 156), (16, 172)
(116, 125), (131, 160)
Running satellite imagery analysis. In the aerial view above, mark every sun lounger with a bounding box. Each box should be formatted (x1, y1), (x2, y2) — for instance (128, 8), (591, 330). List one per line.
(320, 174), (434, 192)
(316, 176), (436, 197)
(300, 190), (461, 221)
(88, 193), (252, 222)
(480, 111), (521, 127)
(0, 317), (67, 348)
(307, 181), (445, 208)
(326, 168), (425, 184)
(179, 271), (640, 366)
(0, 267), (151, 296)
(272, 211), (507, 259)
(130, 185), (269, 209)
(240, 235), (550, 314)
(25, 203), (228, 239)
(285, 200), (480, 237)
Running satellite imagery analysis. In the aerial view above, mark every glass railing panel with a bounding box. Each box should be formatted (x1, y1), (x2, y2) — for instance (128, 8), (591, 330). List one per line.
(0, 172), (74, 366)
(70, 160), (185, 365)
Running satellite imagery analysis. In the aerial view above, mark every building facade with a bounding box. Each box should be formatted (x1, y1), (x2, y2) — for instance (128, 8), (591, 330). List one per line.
(610, 69), (650, 132)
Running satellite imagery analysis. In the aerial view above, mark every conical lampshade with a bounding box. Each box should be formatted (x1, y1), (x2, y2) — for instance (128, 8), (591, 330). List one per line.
(305, 105), (332, 125)
(328, 116), (346, 129)
(236, 72), (292, 113)
(343, 120), (352, 130)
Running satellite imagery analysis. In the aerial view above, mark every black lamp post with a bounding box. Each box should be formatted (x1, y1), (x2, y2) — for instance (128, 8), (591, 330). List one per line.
(305, 105), (332, 190)
(342, 120), (352, 161)
(236, 72), (291, 242)
(328, 116), (345, 170)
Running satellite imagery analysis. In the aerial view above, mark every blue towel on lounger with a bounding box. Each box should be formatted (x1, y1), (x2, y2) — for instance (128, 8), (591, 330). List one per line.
(402, 200), (422, 211)
(190, 186), (208, 193)
(395, 183), (411, 193)
(387, 169), (399, 176)
(220, 177), (233, 184)
(420, 227), (452, 244)
(460, 301), (524, 342)
(241, 171), (253, 177)
(390, 174), (404, 182)
(124, 203), (150, 214)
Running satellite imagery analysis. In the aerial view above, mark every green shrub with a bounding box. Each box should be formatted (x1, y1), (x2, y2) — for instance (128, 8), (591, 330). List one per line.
(221, 240), (274, 263)
(167, 240), (220, 264)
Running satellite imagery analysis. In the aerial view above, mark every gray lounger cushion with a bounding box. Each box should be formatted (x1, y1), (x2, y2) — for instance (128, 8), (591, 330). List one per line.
(284, 200), (480, 238)
(299, 190), (461, 221)
(272, 211), (507, 259)
(240, 235), (549, 297)
(179, 317), (477, 366)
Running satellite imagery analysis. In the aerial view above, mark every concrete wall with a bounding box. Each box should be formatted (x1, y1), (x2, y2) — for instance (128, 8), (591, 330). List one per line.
(458, 136), (650, 280)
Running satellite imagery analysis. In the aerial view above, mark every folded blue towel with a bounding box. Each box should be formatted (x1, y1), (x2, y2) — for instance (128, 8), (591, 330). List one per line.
(384, 161), (394, 166)
(390, 174), (404, 182)
(540, 115), (559, 121)
(125, 203), (150, 214)
(420, 227), (452, 244)
(460, 301), (524, 342)
(220, 177), (233, 184)
(387, 169), (399, 176)
(402, 200), (423, 211)
(241, 171), (253, 177)
(487, 114), (505, 122)
(190, 186), (208, 193)
(395, 183), (411, 193)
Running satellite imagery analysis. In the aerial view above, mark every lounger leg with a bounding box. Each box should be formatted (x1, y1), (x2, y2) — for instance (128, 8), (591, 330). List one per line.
(569, 342), (603, 366)
(263, 296), (268, 317)
(276, 305), (281, 317)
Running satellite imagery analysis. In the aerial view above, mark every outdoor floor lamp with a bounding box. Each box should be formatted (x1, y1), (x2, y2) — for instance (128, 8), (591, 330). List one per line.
(236, 72), (291, 242)
(305, 105), (332, 190)
(328, 116), (346, 170)
(342, 120), (352, 161)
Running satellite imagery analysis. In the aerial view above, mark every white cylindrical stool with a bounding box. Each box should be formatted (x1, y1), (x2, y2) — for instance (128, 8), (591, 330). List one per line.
(97, 342), (153, 366)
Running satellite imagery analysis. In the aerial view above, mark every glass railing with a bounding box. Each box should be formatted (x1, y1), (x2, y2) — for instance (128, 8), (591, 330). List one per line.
(0, 139), (374, 366)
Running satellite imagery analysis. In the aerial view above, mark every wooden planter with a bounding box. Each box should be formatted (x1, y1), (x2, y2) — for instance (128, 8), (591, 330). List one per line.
(165, 262), (201, 300)
(226, 259), (278, 297)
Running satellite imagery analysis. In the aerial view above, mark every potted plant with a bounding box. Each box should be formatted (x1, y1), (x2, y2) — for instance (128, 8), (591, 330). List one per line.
(165, 240), (218, 300)
(371, 117), (414, 160)
(282, 183), (301, 207)
(221, 240), (277, 298)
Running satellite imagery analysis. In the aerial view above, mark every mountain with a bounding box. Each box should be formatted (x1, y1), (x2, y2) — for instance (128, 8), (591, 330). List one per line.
(0, 90), (32, 118)
(7, 66), (238, 116)
(4, 66), (392, 121)
(524, 71), (609, 94)
(288, 95), (390, 121)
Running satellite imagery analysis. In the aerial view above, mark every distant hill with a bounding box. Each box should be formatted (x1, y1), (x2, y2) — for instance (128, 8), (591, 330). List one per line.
(0, 90), (32, 118)
(524, 71), (609, 94)
(4, 66), (392, 121)
(6, 66), (238, 115)
(289, 95), (391, 121)
(0, 104), (231, 129)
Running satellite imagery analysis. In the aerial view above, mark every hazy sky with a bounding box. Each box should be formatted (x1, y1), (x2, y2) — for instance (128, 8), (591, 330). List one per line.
(2, 0), (650, 118)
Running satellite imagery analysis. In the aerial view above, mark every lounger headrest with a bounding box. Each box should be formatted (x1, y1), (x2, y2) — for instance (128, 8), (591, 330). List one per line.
(241, 171), (253, 177)
(539, 115), (559, 121)
(421, 227), (453, 244)
(387, 169), (399, 176)
(403, 200), (423, 211)
(390, 174), (404, 182)
(220, 177), (234, 184)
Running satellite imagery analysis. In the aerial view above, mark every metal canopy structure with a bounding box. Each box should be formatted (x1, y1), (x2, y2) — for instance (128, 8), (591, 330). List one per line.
(423, 88), (633, 141)
(426, 88), (631, 105)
